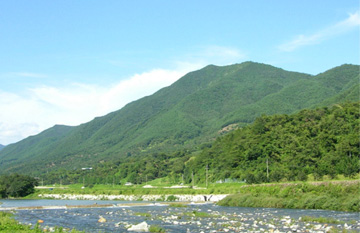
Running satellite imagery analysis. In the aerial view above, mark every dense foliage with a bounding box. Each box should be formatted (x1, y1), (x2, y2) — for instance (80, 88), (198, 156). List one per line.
(38, 102), (359, 185)
(0, 174), (38, 198)
(186, 102), (360, 183)
(0, 62), (358, 177)
(218, 181), (360, 212)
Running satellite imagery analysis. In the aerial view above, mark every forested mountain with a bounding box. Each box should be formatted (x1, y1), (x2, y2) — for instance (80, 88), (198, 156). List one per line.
(185, 102), (359, 184)
(0, 62), (358, 177)
(0, 144), (5, 151)
(35, 102), (360, 185)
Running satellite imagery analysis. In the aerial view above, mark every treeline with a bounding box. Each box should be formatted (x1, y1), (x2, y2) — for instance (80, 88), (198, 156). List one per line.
(42, 102), (359, 185)
(0, 174), (38, 198)
(186, 102), (359, 183)
(42, 150), (192, 186)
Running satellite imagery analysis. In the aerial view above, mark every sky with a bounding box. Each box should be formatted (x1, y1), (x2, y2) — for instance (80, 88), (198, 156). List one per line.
(0, 0), (359, 145)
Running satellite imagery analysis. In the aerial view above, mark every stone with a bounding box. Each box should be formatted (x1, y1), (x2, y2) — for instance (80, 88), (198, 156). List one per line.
(98, 216), (106, 223)
(128, 221), (150, 232)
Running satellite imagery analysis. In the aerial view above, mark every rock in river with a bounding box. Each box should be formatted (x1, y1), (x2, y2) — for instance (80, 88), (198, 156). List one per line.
(98, 216), (106, 223)
(128, 221), (149, 232)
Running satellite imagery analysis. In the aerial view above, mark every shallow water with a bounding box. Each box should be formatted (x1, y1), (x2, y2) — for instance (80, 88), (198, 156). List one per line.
(1, 199), (359, 232)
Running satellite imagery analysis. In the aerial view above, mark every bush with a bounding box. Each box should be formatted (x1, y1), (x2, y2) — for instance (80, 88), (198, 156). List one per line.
(166, 195), (178, 201)
(149, 225), (166, 233)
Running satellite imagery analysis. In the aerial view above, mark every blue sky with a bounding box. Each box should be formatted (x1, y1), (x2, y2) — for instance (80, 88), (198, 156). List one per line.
(0, 0), (359, 145)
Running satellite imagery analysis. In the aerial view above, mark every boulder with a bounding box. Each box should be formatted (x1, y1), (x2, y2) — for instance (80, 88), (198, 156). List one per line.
(128, 221), (150, 232)
(98, 216), (106, 223)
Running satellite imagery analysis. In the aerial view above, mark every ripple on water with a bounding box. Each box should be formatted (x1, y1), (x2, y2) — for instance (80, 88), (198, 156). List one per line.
(5, 200), (359, 233)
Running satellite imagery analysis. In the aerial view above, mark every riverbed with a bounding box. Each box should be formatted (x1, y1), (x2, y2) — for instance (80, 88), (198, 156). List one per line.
(1, 199), (359, 232)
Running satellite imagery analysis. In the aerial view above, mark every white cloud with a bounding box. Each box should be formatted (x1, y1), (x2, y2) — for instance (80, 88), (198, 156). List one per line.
(12, 72), (48, 78)
(278, 11), (360, 52)
(0, 66), (192, 145)
(0, 45), (246, 145)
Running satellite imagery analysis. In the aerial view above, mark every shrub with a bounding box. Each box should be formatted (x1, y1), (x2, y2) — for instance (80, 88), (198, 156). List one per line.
(166, 195), (178, 201)
(149, 225), (166, 233)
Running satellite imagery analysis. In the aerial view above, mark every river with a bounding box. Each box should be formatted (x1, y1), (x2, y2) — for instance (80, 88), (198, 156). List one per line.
(1, 199), (359, 232)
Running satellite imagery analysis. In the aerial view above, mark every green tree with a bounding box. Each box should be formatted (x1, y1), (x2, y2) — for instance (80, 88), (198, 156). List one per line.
(0, 174), (38, 198)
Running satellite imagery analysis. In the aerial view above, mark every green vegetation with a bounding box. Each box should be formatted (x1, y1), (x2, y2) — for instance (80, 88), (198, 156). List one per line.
(0, 174), (38, 198)
(0, 212), (83, 232)
(187, 102), (359, 183)
(218, 181), (360, 212)
(31, 182), (245, 197)
(168, 203), (187, 207)
(300, 216), (344, 224)
(149, 225), (166, 233)
(184, 211), (217, 218)
(0, 62), (358, 181)
(28, 102), (359, 187)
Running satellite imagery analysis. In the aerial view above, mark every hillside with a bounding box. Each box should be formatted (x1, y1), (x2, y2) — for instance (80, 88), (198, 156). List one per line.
(0, 62), (359, 176)
(40, 102), (360, 185)
(186, 102), (359, 184)
(0, 144), (4, 151)
(0, 125), (73, 171)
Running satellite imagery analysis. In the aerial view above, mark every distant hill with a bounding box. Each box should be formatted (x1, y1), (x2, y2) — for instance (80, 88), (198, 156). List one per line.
(0, 144), (5, 151)
(0, 62), (358, 176)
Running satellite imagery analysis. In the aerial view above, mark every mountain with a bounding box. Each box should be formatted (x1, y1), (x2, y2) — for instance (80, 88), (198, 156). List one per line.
(0, 125), (73, 172)
(0, 62), (358, 176)
(185, 102), (359, 184)
(0, 144), (5, 151)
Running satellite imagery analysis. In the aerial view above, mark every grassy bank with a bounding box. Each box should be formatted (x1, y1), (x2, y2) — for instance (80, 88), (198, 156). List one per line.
(218, 181), (360, 212)
(29, 180), (360, 212)
(30, 182), (244, 198)
(0, 212), (83, 232)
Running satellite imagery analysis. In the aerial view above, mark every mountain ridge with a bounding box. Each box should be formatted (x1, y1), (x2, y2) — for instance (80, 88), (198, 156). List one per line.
(0, 61), (358, 176)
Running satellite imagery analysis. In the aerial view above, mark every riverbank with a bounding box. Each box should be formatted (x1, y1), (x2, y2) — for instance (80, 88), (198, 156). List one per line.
(218, 180), (360, 212)
(37, 193), (228, 202)
(29, 180), (360, 212)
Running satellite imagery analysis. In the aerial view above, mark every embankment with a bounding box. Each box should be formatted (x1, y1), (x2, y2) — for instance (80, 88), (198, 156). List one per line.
(38, 193), (228, 202)
(218, 180), (360, 212)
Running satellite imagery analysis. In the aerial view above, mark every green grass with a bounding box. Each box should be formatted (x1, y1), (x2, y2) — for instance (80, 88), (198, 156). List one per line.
(0, 212), (84, 233)
(31, 179), (360, 213)
(32, 182), (246, 197)
(168, 203), (187, 208)
(218, 181), (360, 212)
(300, 216), (344, 224)
(149, 225), (166, 233)
(183, 211), (217, 218)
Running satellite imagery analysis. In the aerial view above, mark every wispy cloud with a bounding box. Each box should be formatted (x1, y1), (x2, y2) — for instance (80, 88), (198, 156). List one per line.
(0, 45), (246, 145)
(12, 72), (48, 78)
(278, 11), (360, 52)
(0, 66), (192, 145)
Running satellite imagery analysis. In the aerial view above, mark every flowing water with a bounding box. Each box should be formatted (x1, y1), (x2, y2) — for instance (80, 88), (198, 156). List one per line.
(1, 199), (359, 232)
